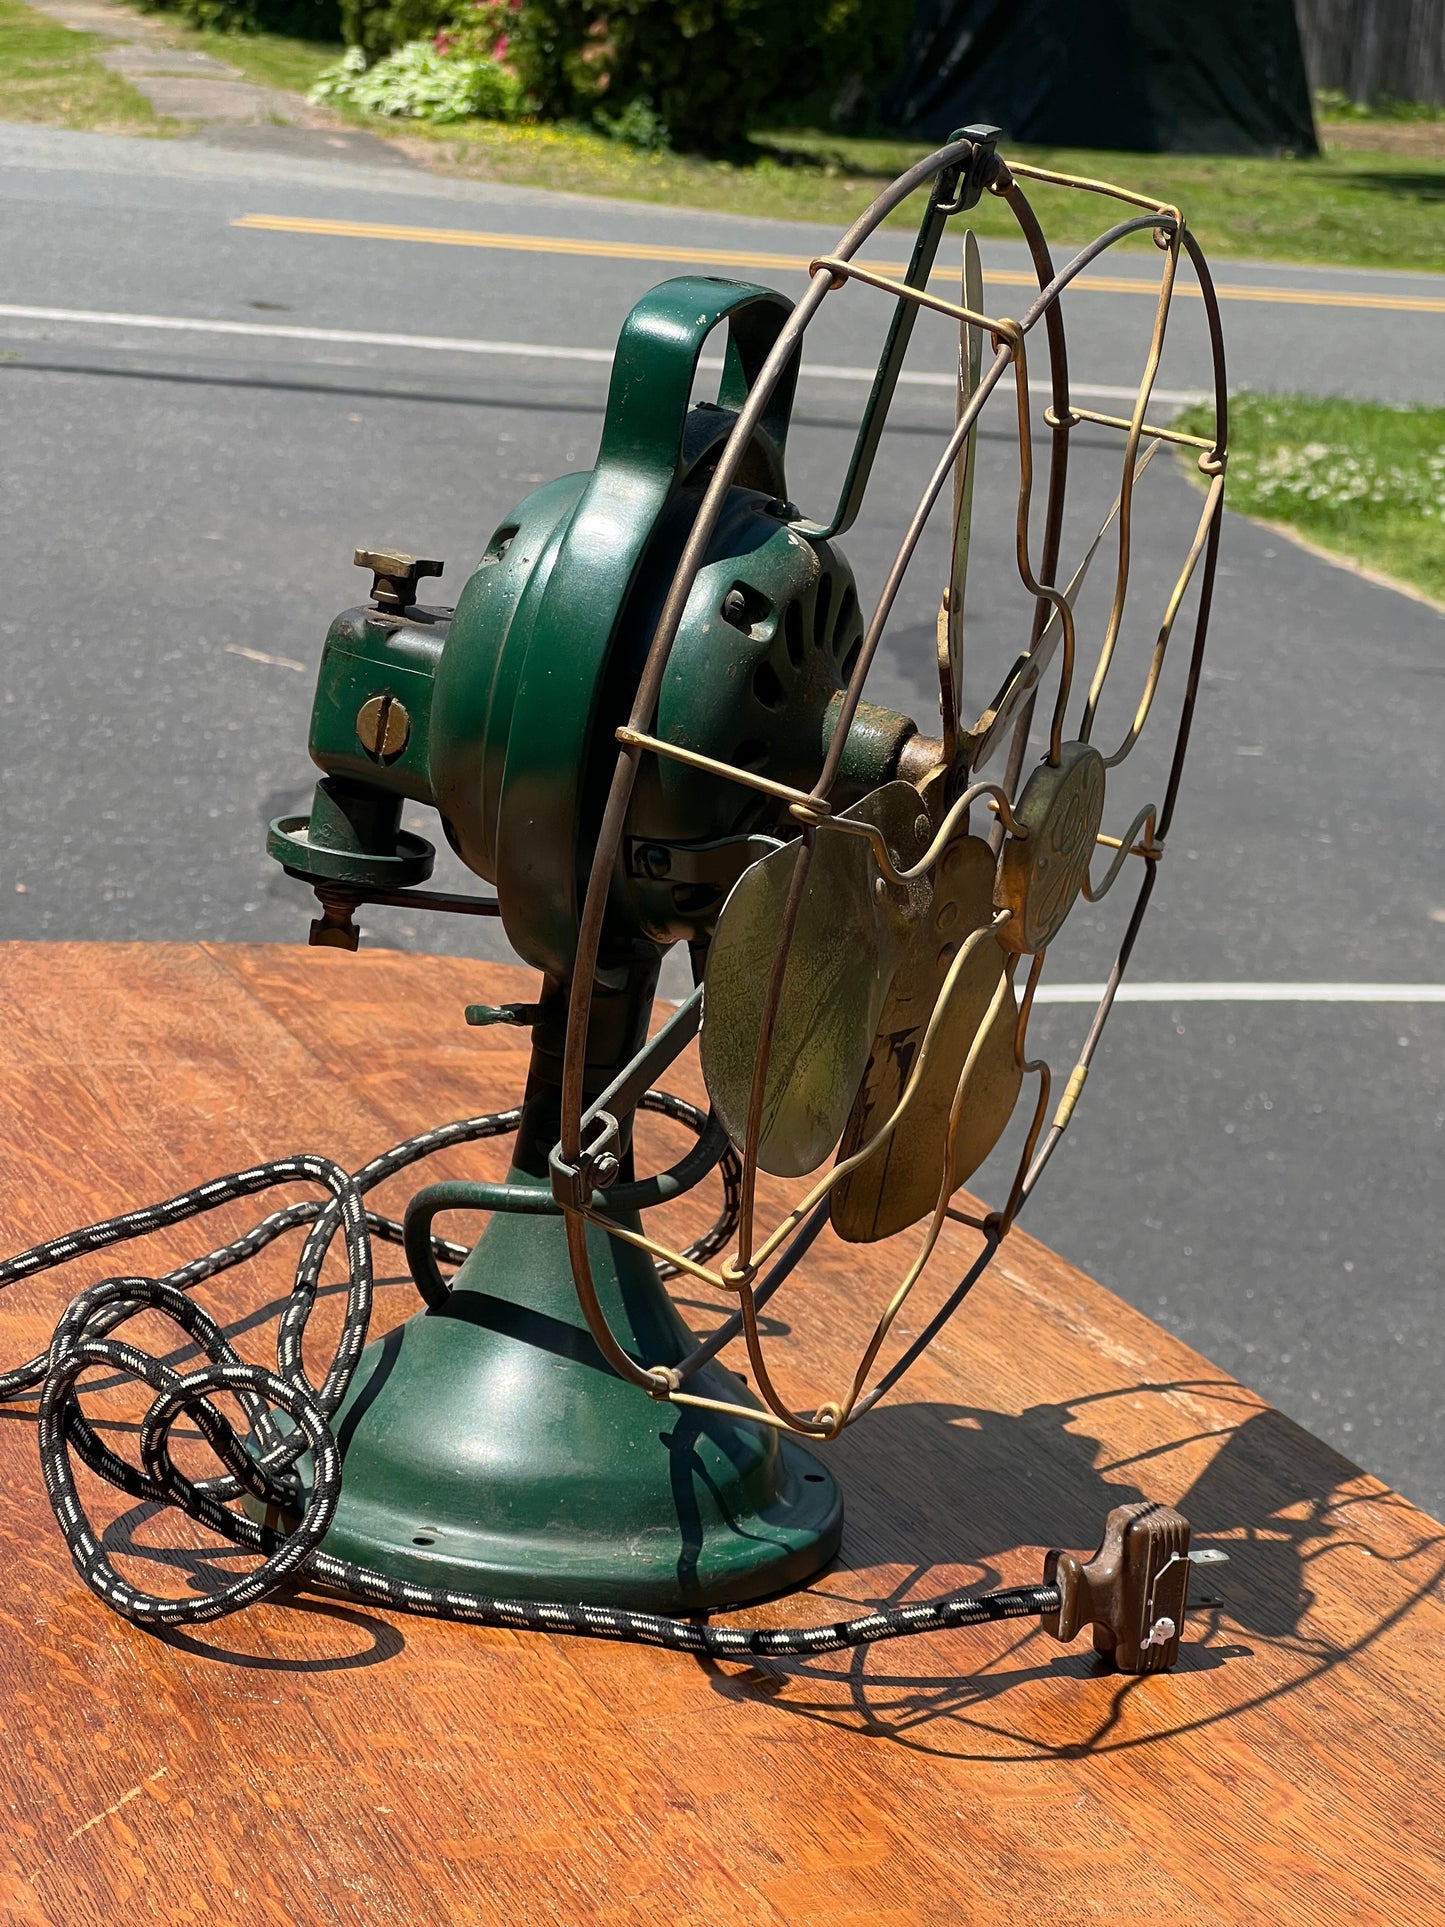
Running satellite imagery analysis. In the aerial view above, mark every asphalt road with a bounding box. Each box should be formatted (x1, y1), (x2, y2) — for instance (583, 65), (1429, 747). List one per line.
(1, 123), (1441, 1515)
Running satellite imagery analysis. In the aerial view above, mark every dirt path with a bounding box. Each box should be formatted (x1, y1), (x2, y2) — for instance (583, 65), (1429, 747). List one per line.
(1322, 118), (1445, 161)
(26, 0), (414, 166)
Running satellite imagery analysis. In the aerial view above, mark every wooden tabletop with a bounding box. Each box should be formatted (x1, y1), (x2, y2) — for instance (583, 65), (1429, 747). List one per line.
(0, 942), (1439, 1927)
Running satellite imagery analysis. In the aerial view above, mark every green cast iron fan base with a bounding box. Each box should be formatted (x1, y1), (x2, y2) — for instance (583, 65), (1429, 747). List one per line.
(315, 1206), (842, 1610)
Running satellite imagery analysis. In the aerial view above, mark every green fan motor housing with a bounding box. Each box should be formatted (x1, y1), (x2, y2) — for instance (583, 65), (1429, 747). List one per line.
(270, 276), (931, 981)
(265, 276), (939, 1610)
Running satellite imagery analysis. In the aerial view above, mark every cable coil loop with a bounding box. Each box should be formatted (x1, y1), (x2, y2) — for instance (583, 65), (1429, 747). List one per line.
(1, 1109), (1057, 1651)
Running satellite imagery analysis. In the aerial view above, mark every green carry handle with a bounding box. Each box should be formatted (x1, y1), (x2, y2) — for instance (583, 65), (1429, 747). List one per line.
(495, 278), (800, 983)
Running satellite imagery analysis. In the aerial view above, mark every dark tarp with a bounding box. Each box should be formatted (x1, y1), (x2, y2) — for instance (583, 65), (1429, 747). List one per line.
(882, 0), (1319, 155)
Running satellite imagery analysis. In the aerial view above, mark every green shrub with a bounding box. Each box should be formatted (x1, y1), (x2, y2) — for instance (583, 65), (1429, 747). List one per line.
(142, 0), (340, 38)
(310, 37), (523, 118)
(337, 0), (449, 61)
(507, 0), (913, 154)
(594, 92), (669, 151)
(334, 0), (520, 64)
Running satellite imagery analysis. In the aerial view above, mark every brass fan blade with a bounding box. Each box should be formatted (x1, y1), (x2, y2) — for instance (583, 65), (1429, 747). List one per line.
(831, 833), (1022, 1244)
(996, 741), (1107, 954)
(701, 783), (932, 1179)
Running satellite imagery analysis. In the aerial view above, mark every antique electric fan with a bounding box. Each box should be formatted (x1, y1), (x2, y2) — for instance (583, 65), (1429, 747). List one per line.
(2, 130), (1229, 1674)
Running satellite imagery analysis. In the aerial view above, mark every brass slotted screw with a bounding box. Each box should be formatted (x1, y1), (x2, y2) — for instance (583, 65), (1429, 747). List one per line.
(356, 692), (411, 761)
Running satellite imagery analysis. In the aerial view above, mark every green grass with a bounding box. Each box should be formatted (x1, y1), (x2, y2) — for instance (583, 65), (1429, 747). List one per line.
(168, 22), (340, 94)
(0, 0), (339, 120)
(0, 0), (164, 130)
(403, 121), (1445, 275)
(1177, 393), (1445, 603)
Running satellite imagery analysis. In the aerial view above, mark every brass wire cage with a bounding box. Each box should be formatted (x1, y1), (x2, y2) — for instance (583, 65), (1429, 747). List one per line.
(557, 132), (1229, 1445)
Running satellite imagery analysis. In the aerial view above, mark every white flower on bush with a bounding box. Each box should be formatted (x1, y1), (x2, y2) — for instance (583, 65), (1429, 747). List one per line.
(310, 40), (521, 124)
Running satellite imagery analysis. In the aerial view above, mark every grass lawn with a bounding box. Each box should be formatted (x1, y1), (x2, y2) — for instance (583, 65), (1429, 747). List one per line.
(0, 0), (339, 122)
(167, 22), (339, 95)
(1177, 393), (1445, 604)
(401, 120), (1445, 274)
(0, 0), (163, 130)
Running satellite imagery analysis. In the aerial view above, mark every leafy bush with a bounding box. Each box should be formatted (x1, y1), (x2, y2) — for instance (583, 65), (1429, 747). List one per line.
(337, 0), (450, 62)
(142, 0), (339, 37)
(594, 93), (668, 151)
(310, 38), (523, 119)
(506, 0), (912, 154)
(336, 0), (521, 64)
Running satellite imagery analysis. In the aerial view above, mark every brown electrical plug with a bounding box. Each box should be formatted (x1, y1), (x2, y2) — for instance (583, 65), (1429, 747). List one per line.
(1042, 1502), (1221, 1674)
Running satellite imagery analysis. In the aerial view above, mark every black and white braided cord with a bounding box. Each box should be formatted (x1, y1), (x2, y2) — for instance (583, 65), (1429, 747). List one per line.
(5, 1108), (1058, 1653)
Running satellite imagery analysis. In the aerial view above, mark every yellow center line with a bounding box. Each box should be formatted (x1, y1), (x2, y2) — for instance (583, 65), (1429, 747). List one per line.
(233, 214), (1445, 316)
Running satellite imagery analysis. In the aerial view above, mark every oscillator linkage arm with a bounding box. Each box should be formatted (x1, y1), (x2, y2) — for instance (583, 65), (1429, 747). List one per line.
(302, 877), (501, 952)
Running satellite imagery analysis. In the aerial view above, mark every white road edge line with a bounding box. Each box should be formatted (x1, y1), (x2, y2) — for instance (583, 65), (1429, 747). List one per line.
(1034, 983), (1445, 1004)
(0, 304), (1204, 406)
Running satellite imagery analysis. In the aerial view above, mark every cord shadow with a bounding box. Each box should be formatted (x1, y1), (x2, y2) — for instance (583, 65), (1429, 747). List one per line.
(99, 1501), (407, 1673)
(698, 1381), (1445, 1760)
(156, 1595), (407, 1673)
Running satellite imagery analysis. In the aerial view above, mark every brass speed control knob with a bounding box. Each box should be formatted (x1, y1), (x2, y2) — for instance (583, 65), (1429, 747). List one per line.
(355, 548), (443, 612)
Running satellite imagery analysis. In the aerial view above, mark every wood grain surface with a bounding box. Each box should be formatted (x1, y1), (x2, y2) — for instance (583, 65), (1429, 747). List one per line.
(0, 942), (1439, 1927)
